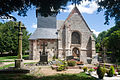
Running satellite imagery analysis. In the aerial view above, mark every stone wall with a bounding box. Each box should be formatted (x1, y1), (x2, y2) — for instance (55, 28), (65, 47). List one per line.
(29, 39), (57, 60)
(57, 8), (97, 64)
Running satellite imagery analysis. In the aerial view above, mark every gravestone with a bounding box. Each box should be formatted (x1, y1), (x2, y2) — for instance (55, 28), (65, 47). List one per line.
(38, 42), (48, 65)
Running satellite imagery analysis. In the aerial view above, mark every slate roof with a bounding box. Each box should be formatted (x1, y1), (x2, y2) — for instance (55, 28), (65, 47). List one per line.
(29, 28), (58, 40)
(29, 20), (64, 40)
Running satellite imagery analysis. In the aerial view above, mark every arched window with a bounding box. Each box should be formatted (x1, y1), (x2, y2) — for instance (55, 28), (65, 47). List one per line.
(71, 32), (80, 44)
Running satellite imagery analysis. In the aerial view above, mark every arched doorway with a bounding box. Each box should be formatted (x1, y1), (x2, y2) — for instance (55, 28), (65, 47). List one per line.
(72, 47), (80, 58)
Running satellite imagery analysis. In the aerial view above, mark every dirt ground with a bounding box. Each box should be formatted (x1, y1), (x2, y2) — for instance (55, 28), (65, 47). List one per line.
(39, 66), (83, 76)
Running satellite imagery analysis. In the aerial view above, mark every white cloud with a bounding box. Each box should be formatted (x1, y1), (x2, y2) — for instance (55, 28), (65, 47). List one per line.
(31, 23), (37, 28)
(91, 29), (100, 37)
(62, 0), (99, 14)
(3, 18), (13, 21)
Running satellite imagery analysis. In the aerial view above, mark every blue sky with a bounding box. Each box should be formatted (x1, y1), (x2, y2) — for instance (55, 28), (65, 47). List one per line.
(0, 0), (115, 36)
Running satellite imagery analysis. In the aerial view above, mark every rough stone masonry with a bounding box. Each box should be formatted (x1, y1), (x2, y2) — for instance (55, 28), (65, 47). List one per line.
(29, 6), (98, 64)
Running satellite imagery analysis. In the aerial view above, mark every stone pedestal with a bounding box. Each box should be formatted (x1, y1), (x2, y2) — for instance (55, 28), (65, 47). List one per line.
(15, 59), (24, 68)
(91, 54), (99, 64)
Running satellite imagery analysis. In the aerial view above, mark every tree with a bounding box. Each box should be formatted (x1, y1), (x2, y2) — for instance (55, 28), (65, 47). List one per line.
(106, 21), (120, 37)
(96, 21), (120, 62)
(107, 30), (120, 62)
(96, 31), (107, 52)
(97, 0), (120, 24)
(0, 0), (78, 20)
(96, 31), (107, 43)
(0, 21), (31, 55)
(0, 0), (120, 24)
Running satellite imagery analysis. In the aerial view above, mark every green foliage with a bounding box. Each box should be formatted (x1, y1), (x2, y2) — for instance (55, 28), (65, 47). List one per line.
(55, 60), (68, 71)
(83, 66), (88, 72)
(0, 64), (14, 70)
(0, 55), (29, 61)
(96, 31), (107, 52)
(96, 22), (120, 62)
(88, 68), (95, 73)
(0, 72), (96, 80)
(67, 60), (76, 66)
(52, 55), (56, 60)
(0, 0), (82, 20)
(56, 65), (65, 71)
(96, 31), (107, 43)
(98, 0), (120, 24)
(107, 66), (115, 77)
(118, 72), (120, 75)
(0, 21), (31, 55)
(0, 62), (35, 70)
(97, 66), (106, 79)
(107, 30), (120, 62)
(0, 0), (119, 25)
(95, 43), (100, 53)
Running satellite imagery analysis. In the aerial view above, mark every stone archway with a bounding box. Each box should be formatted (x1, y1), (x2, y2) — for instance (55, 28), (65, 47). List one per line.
(72, 47), (80, 58)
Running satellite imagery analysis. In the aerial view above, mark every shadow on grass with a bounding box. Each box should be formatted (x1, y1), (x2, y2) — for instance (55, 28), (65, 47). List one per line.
(0, 55), (29, 61)
(0, 72), (97, 80)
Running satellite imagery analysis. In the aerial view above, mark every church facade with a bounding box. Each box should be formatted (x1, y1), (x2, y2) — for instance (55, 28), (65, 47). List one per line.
(29, 7), (98, 64)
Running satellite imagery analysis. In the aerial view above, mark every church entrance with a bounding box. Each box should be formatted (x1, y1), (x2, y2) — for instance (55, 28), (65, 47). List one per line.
(72, 47), (80, 59)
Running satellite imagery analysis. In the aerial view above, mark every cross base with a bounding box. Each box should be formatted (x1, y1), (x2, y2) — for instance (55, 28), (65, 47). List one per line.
(15, 59), (24, 69)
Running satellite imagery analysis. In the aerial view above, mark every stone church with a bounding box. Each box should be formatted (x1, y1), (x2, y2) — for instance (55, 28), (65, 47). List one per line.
(29, 6), (98, 64)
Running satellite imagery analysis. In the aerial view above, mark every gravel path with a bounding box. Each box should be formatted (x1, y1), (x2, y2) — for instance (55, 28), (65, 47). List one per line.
(38, 66), (83, 76)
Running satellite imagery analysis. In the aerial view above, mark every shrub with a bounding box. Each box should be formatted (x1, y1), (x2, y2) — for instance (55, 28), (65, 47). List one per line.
(106, 69), (109, 74)
(97, 66), (106, 79)
(67, 60), (76, 66)
(118, 72), (120, 75)
(83, 66), (88, 72)
(107, 66), (115, 77)
(52, 55), (56, 60)
(56, 65), (65, 71)
(88, 68), (95, 73)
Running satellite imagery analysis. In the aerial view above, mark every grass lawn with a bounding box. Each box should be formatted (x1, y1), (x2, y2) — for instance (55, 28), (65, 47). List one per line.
(0, 55), (29, 62)
(0, 72), (97, 80)
(0, 64), (14, 69)
(0, 62), (36, 70)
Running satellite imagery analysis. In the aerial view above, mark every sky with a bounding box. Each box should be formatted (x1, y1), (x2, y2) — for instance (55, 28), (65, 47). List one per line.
(0, 0), (115, 37)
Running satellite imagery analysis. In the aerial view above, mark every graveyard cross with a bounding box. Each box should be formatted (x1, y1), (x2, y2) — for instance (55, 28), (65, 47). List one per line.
(15, 21), (26, 59)
(41, 42), (47, 55)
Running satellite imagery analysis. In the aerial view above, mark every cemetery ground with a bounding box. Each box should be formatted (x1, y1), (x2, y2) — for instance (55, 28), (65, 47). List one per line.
(0, 55), (120, 80)
(0, 55), (96, 80)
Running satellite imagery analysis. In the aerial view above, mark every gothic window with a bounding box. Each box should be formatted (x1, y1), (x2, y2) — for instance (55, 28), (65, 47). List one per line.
(71, 32), (80, 44)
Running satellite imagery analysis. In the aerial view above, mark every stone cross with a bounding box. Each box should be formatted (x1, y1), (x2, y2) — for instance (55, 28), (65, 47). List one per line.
(41, 42), (47, 55)
(15, 21), (26, 59)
